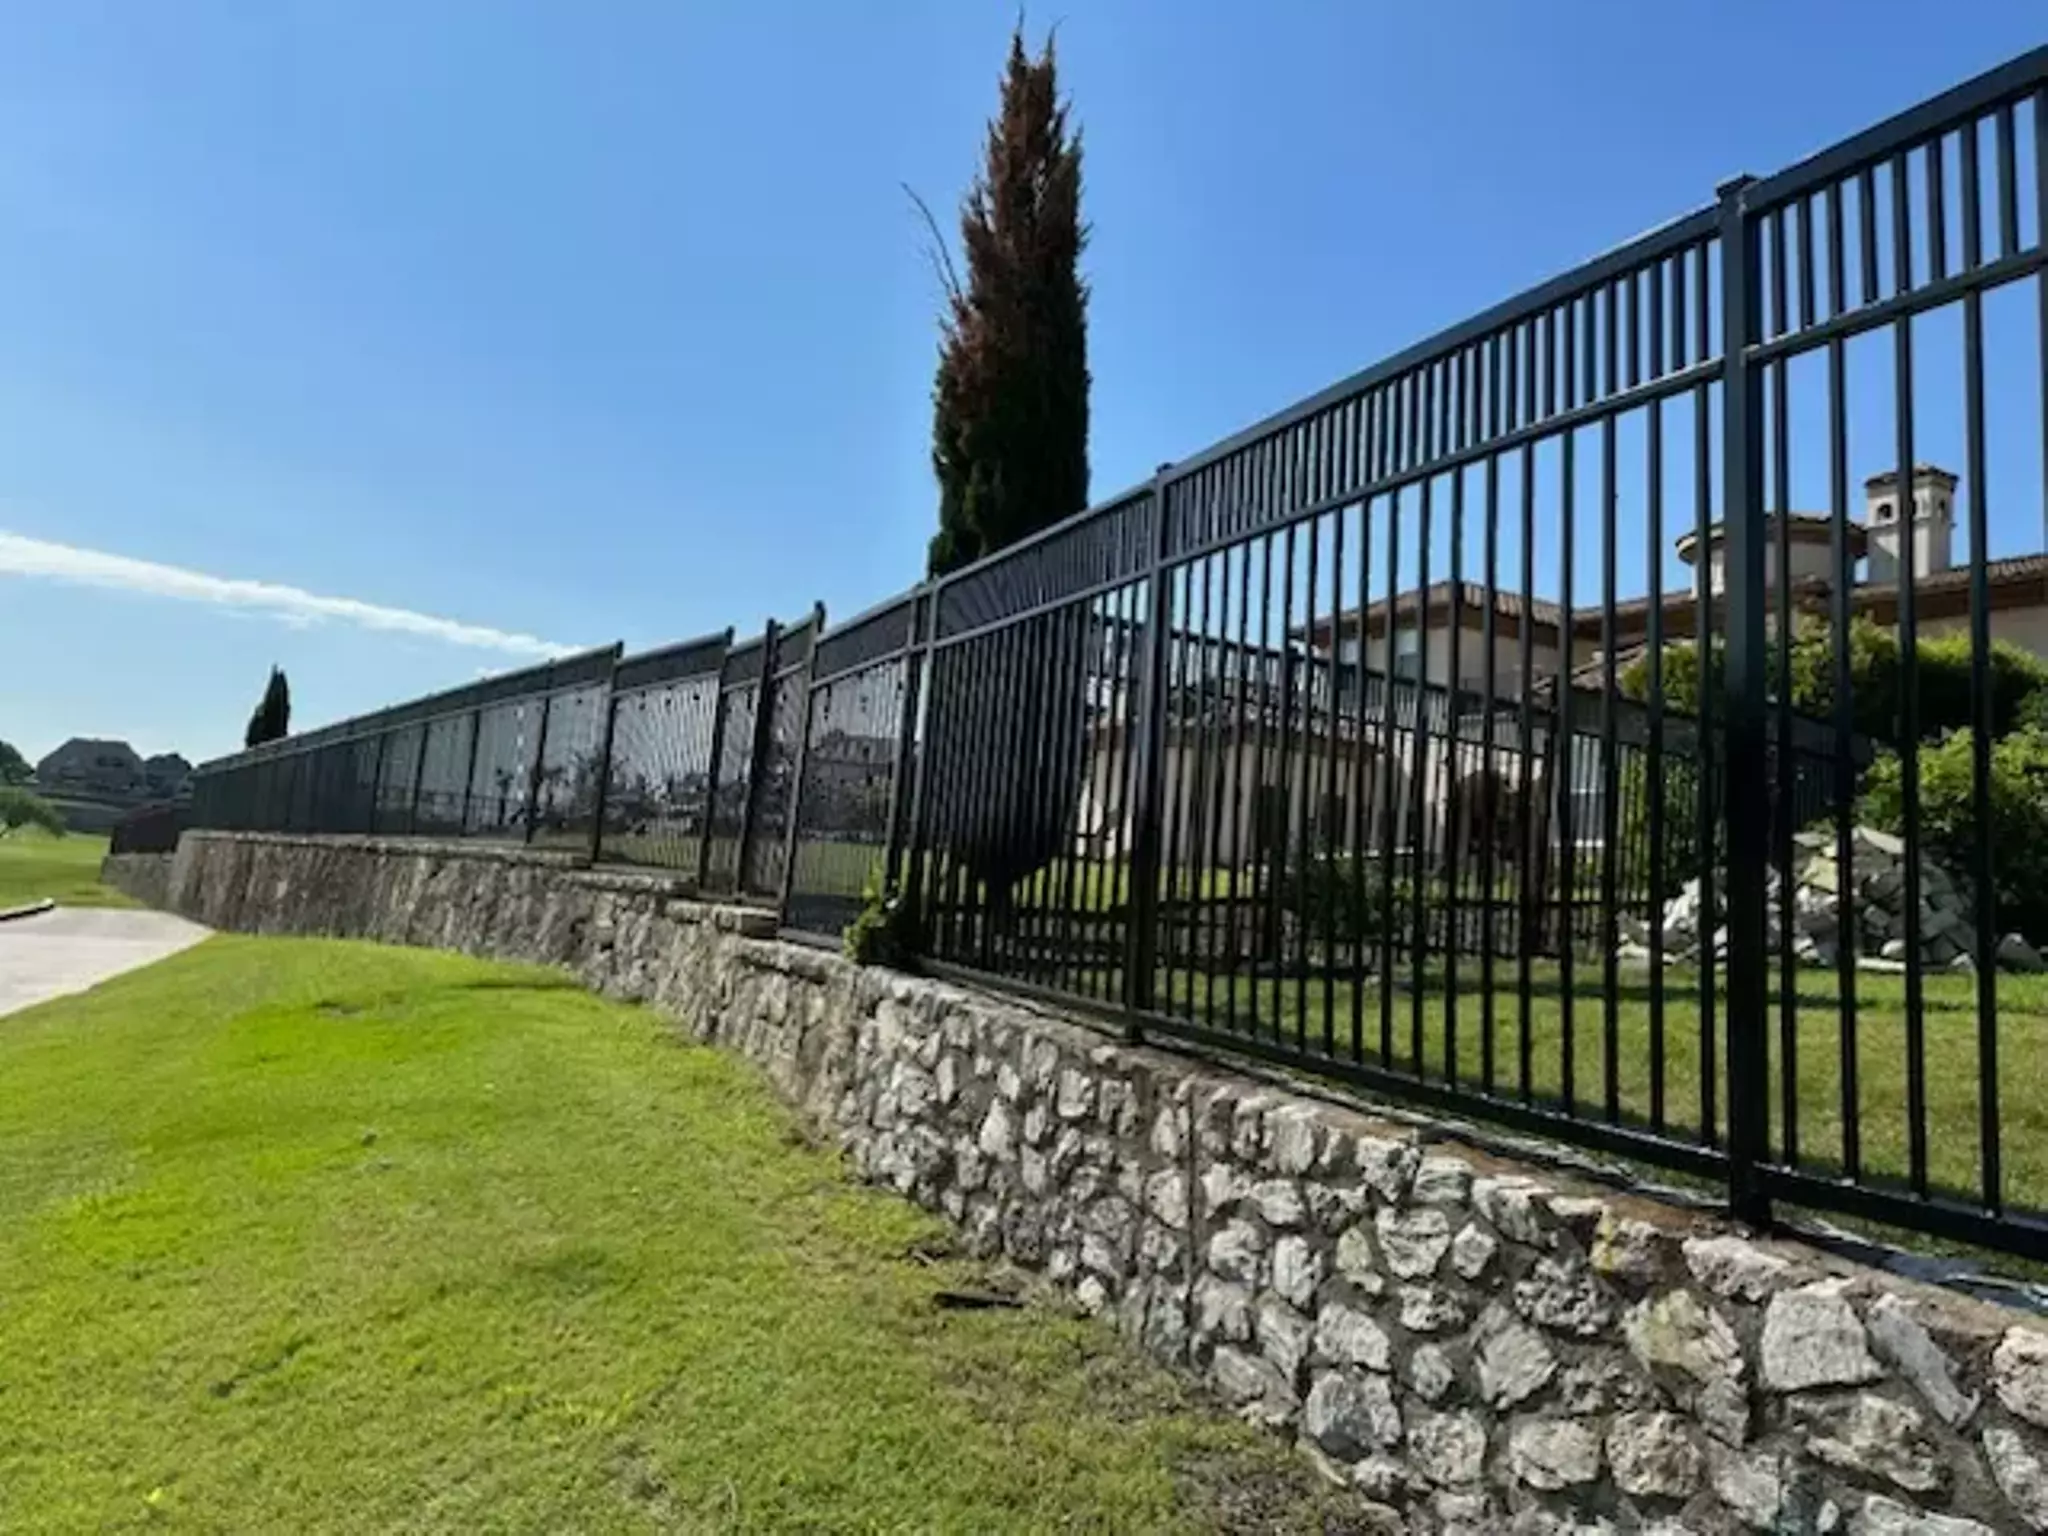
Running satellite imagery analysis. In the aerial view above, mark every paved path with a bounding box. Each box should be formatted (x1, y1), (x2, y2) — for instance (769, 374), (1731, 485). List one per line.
(0, 907), (211, 1018)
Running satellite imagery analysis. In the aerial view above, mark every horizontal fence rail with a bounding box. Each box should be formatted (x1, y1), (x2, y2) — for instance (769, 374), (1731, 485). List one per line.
(185, 44), (2048, 1262)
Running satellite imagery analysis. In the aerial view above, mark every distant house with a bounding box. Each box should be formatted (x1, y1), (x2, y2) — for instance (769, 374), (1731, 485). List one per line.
(142, 753), (194, 802)
(33, 738), (192, 832)
(36, 739), (145, 801)
(1316, 462), (2048, 695)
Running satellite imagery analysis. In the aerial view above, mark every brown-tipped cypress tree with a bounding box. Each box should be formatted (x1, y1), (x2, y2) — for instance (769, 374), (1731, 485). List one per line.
(244, 666), (292, 748)
(917, 27), (1094, 927)
(926, 25), (1089, 576)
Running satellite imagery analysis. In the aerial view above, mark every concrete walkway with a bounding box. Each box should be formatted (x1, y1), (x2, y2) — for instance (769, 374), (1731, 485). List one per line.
(0, 907), (211, 1018)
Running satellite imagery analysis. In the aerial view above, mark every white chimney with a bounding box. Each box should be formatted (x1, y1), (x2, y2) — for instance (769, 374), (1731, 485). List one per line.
(1864, 464), (1956, 582)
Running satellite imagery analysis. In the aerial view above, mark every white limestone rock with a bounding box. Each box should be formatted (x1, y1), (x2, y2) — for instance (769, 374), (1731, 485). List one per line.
(1375, 1205), (1452, 1279)
(1994, 1328), (2048, 1430)
(1508, 1416), (1603, 1491)
(1314, 1301), (1393, 1373)
(1761, 1281), (1884, 1394)
(1867, 1294), (1977, 1428)
(1605, 1410), (1703, 1500)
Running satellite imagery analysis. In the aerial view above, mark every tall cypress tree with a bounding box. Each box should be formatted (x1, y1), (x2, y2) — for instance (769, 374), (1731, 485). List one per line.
(927, 26), (1090, 576)
(915, 27), (1094, 918)
(244, 666), (292, 748)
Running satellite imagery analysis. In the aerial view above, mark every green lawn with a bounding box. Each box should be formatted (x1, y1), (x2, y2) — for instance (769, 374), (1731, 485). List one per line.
(1147, 959), (2048, 1218)
(0, 830), (132, 910)
(0, 936), (1353, 1533)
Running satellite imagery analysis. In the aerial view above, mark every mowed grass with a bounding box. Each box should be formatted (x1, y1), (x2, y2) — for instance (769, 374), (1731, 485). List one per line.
(0, 830), (133, 910)
(1151, 959), (2048, 1215)
(0, 936), (1355, 1534)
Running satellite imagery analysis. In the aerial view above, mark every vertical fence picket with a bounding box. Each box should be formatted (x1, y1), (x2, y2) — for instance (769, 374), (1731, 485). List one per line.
(774, 604), (827, 923)
(1123, 476), (1173, 1027)
(521, 679), (554, 845)
(588, 663), (622, 865)
(1720, 174), (1772, 1229)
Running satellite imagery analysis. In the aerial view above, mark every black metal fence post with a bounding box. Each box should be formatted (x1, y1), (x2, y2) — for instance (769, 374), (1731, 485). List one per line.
(521, 671), (555, 845)
(898, 587), (940, 937)
(774, 603), (827, 922)
(587, 664), (622, 866)
(695, 628), (738, 887)
(405, 721), (429, 835)
(1123, 470), (1176, 1026)
(457, 706), (484, 836)
(735, 619), (783, 893)
(1719, 173), (1772, 1229)
(884, 588), (931, 897)
(367, 730), (388, 835)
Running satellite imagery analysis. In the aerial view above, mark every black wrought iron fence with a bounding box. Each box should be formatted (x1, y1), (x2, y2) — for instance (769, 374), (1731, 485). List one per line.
(186, 45), (2048, 1261)
(894, 45), (2048, 1262)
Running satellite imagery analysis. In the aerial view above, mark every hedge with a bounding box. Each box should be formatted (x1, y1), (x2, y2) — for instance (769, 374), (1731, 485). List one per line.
(1859, 725), (2048, 944)
(1619, 616), (2048, 747)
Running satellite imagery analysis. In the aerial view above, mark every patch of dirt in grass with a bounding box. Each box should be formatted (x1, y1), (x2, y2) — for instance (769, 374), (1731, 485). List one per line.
(1169, 1448), (1394, 1536)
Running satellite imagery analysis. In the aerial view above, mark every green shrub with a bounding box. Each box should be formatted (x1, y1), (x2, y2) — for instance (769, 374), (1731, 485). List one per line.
(1620, 634), (1725, 719)
(0, 786), (64, 838)
(2017, 686), (2048, 735)
(1622, 616), (2048, 748)
(1860, 725), (2048, 943)
(843, 878), (924, 969)
(1284, 853), (1387, 947)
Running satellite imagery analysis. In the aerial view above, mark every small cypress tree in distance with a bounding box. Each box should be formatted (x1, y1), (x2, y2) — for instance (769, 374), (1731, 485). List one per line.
(245, 666), (292, 748)
(924, 23), (1090, 576)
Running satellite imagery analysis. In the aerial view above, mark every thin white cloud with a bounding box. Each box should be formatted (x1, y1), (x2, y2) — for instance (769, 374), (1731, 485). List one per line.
(0, 529), (574, 660)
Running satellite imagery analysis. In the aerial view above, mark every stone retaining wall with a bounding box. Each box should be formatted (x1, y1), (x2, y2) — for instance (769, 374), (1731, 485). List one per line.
(100, 850), (173, 911)
(144, 830), (2048, 1533)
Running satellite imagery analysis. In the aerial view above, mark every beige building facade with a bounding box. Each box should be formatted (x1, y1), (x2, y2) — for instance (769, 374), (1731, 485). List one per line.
(1077, 462), (2048, 872)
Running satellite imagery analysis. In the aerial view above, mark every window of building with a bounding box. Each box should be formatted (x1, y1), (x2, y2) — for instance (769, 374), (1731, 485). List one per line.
(1873, 501), (1893, 524)
(1393, 627), (1422, 681)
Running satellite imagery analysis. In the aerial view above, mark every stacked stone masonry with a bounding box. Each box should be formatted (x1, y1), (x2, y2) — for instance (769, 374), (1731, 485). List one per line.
(1642, 826), (2045, 977)
(99, 850), (172, 912)
(112, 833), (2048, 1533)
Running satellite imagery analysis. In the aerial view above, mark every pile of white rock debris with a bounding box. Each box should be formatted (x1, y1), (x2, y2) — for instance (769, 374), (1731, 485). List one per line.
(1631, 825), (2045, 975)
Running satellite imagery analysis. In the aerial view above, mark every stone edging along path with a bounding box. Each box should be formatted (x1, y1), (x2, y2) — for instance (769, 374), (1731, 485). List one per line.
(102, 832), (2048, 1534)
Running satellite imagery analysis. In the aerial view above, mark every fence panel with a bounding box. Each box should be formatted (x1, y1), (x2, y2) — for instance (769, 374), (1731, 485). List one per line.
(904, 203), (1739, 1184)
(696, 617), (817, 897)
(415, 713), (475, 835)
(595, 632), (729, 875)
(785, 595), (923, 937)
(744, 607), (823, 899)
(374, 724), (424, 834)
(1728, 57), (2048, 1253)
(915, 514), (1153, 1009)
(529, 681), (610, 848)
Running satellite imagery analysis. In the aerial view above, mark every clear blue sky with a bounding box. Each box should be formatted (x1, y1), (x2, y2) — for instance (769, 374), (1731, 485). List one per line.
(2, 1), (2043, 763)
